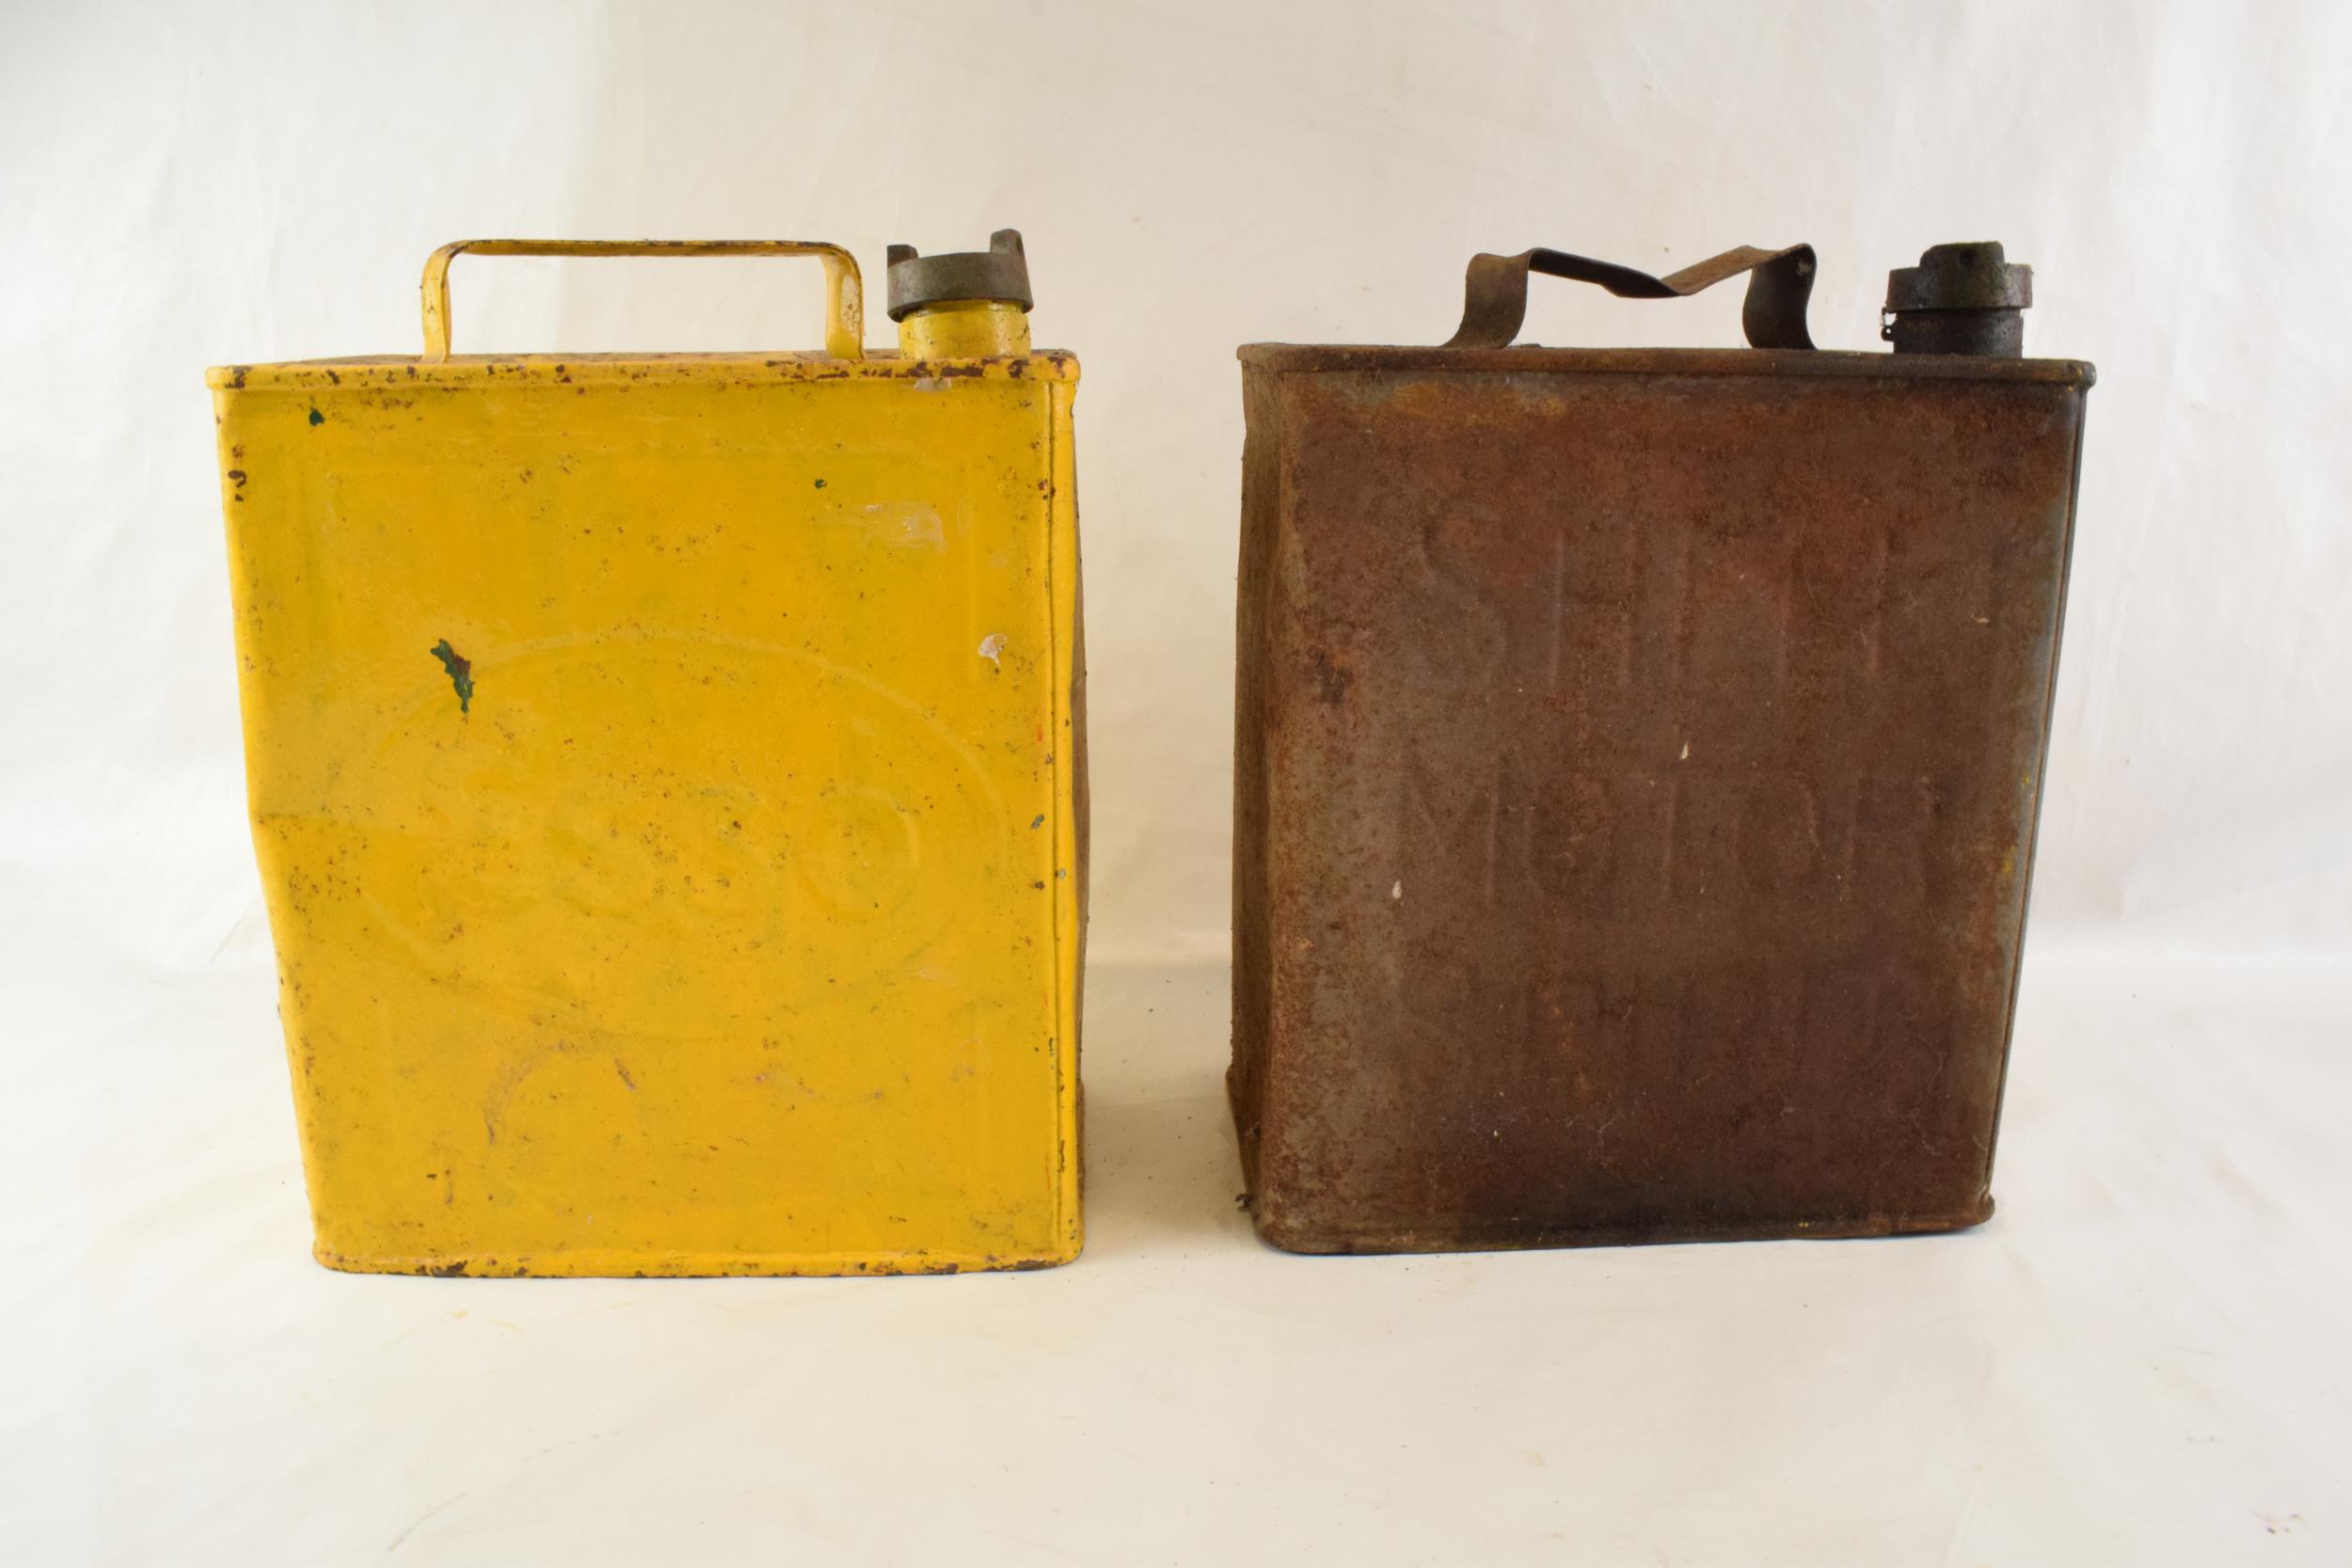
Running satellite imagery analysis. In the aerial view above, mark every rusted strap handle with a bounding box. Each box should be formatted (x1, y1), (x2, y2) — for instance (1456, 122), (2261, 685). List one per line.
(420, 240), (866, 363)
(1445, 245), (1817, 350)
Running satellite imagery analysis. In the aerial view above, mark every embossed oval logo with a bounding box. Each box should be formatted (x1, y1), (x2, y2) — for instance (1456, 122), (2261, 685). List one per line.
(338, 631), (1011, 1041)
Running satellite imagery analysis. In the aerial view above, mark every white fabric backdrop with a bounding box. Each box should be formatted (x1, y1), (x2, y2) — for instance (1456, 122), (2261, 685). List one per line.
(3, 3), (2347, 1563)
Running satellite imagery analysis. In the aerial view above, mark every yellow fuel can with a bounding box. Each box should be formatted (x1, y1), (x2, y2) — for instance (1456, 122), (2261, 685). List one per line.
(209, 235), (1085, 1275)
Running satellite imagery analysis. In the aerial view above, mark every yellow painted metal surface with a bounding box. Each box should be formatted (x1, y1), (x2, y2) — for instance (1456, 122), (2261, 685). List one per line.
(209, 241), (1085, 1275)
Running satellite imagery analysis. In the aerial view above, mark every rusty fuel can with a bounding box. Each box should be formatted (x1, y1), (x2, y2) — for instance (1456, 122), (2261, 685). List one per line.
(211, 234), (1085, 1275)
(1231, 242), (2092, 1253)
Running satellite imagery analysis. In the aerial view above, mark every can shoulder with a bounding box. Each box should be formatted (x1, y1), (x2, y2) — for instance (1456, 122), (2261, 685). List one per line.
(1237, 342), (2092, 388)
(207, 348), (1079, 392)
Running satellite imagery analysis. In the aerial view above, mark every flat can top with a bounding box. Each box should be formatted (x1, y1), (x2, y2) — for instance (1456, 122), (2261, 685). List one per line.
(1237, 344), (2093, 388)
(207, 348), (1079, 392)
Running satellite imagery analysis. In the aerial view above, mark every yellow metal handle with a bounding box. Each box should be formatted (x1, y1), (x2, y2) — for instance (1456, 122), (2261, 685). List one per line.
(420, 240), (865, 363)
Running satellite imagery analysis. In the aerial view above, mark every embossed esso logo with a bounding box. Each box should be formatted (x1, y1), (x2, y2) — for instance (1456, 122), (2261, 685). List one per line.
(341, 631), (1006, 1038)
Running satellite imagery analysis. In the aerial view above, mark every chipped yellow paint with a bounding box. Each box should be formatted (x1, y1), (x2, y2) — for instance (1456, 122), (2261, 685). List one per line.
(209, 241), (1084, 1275)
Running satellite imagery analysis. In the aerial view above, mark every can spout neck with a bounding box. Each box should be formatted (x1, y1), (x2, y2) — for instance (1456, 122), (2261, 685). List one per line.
(898, 299), (1031, 359)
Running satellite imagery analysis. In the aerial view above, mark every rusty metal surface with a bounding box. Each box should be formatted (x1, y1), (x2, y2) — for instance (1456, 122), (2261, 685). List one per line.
(1232, 343), (2093, 1254)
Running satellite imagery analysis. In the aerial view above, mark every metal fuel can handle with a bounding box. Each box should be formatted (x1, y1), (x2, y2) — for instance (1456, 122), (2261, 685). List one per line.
(1444, 244), (1817, 350)
(419, 239), (866, 363)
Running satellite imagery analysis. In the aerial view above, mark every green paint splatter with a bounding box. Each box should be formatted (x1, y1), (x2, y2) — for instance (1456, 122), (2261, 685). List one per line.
(308, 407), (325, 426)
(813, 477), (827, 488)
(429, 640), (473, 713)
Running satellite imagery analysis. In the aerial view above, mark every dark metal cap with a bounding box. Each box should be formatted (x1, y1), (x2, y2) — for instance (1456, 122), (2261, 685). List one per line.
(885, 229), (1033, 321)
(1883, 242), (2033, 356)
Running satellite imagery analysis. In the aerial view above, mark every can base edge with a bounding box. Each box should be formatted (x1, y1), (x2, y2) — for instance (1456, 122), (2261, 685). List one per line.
(310, 1239), (1084, 1279)
(1248, 1196), (1996, 1257)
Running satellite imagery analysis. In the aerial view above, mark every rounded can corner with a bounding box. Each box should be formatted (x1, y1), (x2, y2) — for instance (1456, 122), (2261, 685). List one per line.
(1248, 1198), (1347, 1256)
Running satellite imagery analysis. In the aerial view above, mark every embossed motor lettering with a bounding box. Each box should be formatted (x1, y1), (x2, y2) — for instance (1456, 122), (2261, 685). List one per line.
(1392, 753), (1935, 913)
